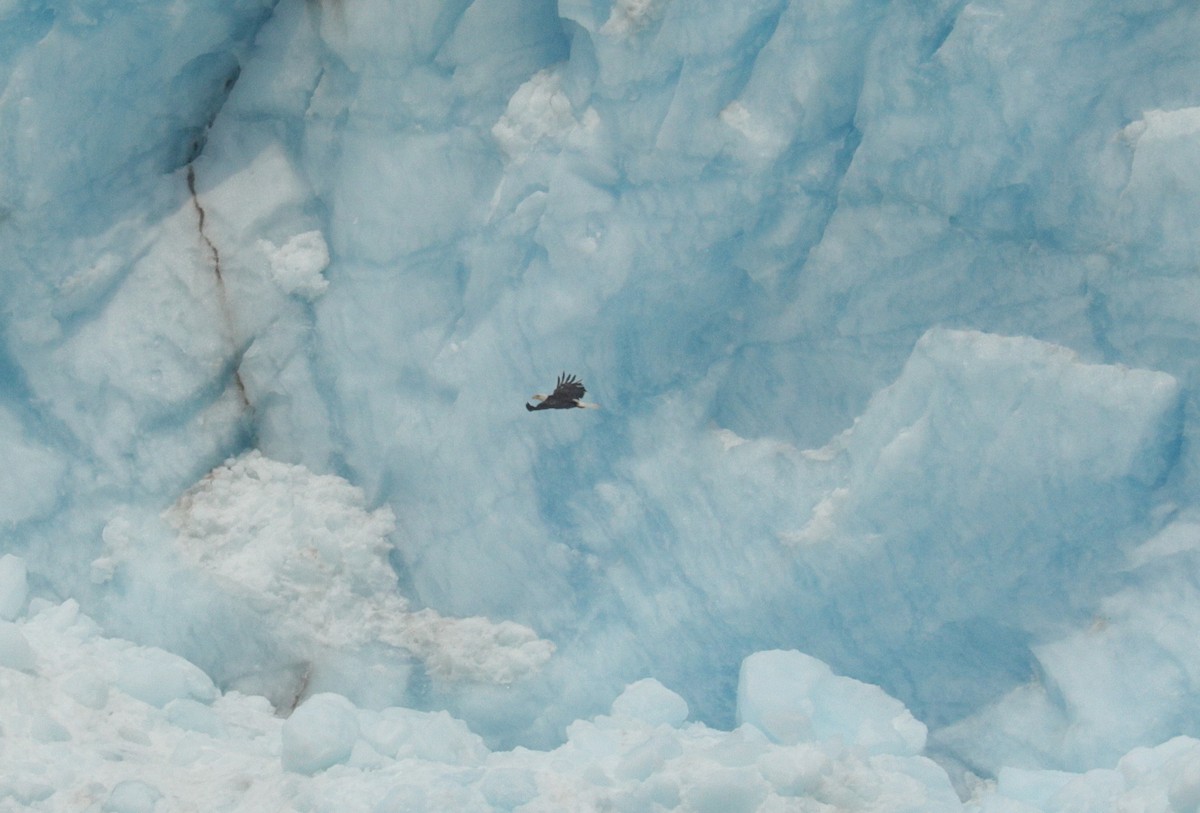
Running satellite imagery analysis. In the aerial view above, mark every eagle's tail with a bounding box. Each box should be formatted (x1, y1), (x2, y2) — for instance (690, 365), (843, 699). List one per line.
(576, 401), (601, 409)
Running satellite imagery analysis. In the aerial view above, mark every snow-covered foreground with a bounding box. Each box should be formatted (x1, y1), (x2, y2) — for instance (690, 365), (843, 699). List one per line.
(8, 571), (1200, 813)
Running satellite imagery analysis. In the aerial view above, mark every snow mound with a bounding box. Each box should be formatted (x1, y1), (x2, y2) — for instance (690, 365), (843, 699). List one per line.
(164, 451), (554, 689)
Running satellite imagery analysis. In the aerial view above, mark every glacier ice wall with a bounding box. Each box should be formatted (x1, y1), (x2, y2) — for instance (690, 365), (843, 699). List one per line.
(4, 0), (1200, 777)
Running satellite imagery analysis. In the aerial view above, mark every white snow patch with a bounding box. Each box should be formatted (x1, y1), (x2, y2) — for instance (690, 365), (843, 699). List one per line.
(164, 451), (554, 685)
(492, 69), (582, 158)
(1120, 107), (1200, 145)
(600, 0), (665, 36)
(780, 487), (847, 548)
(714, 427), (747, 451)
(259, 230), (330, 300)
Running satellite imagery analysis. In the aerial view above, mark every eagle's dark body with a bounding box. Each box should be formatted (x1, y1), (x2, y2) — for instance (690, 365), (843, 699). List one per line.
(526, 372), (592, 411)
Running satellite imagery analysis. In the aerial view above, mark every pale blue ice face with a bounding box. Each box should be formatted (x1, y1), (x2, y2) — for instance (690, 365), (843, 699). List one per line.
(3, 0), (1200, 786)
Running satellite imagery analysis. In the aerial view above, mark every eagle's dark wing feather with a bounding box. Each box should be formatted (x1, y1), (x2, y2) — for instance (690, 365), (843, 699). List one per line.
(552, 372), (586, 401)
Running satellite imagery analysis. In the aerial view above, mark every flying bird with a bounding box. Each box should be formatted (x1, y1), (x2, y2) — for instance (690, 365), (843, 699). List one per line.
(526, 372), (599, 411)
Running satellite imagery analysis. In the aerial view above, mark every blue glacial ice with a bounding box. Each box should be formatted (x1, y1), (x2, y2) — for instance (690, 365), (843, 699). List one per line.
(4, 0), (1200, 809)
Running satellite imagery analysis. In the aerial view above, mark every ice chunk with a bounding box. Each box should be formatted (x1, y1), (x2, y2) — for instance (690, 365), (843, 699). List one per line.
(0, 554), (28, 620)
(62, 671), (110, 710)
(842, 329), (1181, 497)
(610, 678), (689, 727)
(102, 780), (163, 813)
(1170, 755), (1200, 812)
(736, 650), (926, 756)
(0, 621), (35, 672)
(281, 693), (360, 775)
(164, 698), (228, 737)
(785, 329), (1185, 728)
(938, 512), (1200, 773)
(114, 645), (217, 708)
(29, 713), (70, 742)
(479, 766), (538, 810)
(360, 707), (489, 765)
(613, 730), (683, 781)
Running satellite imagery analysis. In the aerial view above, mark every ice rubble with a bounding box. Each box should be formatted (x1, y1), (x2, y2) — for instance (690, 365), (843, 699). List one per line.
(6, 567), (1200, 811)
(0, 556), (964, 811)
(4, 0), (1200, 810)
(162, 450), (553, 692)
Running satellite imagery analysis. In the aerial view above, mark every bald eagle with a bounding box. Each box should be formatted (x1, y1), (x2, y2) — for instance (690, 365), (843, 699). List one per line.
(526, 372), (599, 411)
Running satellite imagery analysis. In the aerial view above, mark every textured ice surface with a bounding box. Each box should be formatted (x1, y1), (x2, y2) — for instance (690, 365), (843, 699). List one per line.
(737, 649), (927, 757)
(4, 0), (1200, 809)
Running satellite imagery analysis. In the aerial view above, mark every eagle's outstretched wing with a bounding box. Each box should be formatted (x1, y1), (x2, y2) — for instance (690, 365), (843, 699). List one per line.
(527, 372), (593, 410)
(552, 372), (586, 402)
